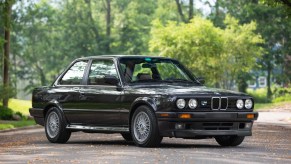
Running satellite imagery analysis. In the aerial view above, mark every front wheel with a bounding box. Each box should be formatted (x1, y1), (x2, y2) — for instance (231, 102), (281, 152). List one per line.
(131, 106), (163, 147)
(215, 136), (245, 147)
(45, 107), (71, 143)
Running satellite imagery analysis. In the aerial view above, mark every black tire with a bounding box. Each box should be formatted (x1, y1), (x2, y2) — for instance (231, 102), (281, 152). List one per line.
(131, 105), (163, 147)
(215, 136), (245, 147)
(121, 133), (133, 141)
(45, 107), (71, 143)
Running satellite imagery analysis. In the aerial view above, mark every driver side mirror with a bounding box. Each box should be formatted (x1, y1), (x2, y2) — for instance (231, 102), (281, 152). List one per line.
(104, 75), (119, 86)
(196, 77), (205, 85)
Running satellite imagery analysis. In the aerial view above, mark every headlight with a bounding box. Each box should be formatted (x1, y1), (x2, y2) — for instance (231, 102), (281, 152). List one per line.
(245, 99), (253, 109)
(176, 99), (186, 109)
(188, 99), (198, 109)
(236, 99), (244, 109)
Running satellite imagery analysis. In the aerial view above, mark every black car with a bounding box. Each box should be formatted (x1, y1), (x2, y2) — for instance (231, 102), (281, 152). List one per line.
(30, 55), (258, 147)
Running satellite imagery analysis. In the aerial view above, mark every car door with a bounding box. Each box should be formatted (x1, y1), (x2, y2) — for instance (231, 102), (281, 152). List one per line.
(78, 58), (123, 126)
(54, 60), (89, 124)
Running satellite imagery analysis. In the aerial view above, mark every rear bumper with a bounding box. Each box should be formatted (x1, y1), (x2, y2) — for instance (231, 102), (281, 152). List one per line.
(29, 108), (44, 126)
(156, 111), (258, 138)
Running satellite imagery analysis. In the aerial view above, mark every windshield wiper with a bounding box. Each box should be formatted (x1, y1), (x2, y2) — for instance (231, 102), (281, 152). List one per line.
(162, 79), (194, 84)
(131, 79), (160, 83)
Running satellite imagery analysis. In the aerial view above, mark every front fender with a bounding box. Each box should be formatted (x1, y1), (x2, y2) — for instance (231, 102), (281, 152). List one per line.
(130, 97), (158, 112)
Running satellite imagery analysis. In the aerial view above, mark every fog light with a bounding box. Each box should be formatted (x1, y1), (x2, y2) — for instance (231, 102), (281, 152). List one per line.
(245, 123), (252, 129)
(175, 123), (185, 129)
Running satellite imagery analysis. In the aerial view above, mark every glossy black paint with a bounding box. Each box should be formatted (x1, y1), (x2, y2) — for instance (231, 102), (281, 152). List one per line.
(30, 55), (258, 137)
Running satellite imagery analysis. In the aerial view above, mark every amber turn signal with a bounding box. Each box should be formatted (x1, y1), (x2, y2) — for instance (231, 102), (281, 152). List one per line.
(160, 113), (169, 117)
(247, 114), (254, 119)
(179, 114), (191, 119)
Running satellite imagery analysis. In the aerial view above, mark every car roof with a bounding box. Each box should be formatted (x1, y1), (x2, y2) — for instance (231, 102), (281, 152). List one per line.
(77, 55), (172, 60)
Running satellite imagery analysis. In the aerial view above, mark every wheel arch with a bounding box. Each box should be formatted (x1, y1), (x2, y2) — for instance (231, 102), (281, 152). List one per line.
(43, 100), (68, 124)
(129, 97), (157, 128)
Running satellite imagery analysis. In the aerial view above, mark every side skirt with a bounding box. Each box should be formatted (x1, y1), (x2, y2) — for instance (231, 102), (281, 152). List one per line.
(66, 125), (129, 133)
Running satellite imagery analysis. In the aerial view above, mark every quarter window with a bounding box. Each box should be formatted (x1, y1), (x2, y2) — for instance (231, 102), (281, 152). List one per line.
(88, 60), (118, 85)
(59, 61), (88, 85)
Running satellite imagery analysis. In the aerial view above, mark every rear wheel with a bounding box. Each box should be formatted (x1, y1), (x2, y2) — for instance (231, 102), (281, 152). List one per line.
(45, 107), (71, 143)
(215, 136), (245, 147)
(131, 105), (163, 147)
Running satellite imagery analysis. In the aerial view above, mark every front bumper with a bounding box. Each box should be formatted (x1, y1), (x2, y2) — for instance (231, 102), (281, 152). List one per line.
(156, 111), (258, 138)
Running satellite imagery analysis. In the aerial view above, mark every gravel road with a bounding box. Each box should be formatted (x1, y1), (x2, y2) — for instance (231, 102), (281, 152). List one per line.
(0, 123), (290, 164)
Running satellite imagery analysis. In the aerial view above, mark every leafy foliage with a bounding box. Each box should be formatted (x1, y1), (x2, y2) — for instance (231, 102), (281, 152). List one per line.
(247, 88), (271, 103)
(216, 0), (291, 96)
(0, 0), (290, 100)
(0, 120), (36, 130)
(149, 16), (264, 88)
(0, 84), (15, 100)
(0, 106), (13, 120)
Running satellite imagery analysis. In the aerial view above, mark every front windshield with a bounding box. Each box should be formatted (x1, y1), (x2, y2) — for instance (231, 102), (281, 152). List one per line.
(119, 57), (198, 84)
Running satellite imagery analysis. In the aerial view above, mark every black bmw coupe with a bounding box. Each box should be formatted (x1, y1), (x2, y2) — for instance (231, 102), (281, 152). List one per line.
(30, 55), (258, 147)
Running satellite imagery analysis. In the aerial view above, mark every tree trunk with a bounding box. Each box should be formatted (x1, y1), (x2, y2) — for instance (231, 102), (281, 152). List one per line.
(3, 0), (12, 107)
(175, 0), (186, 23)
(214, 0), (219, 26)
(105, 0), (111, 53)
(36, 64), (46, 86)
(84, 0), (100, 46)
(189, 0), (194, 21)
(267, 63), (272, 99)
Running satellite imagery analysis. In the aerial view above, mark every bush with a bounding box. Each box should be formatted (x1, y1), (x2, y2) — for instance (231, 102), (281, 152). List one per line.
(272, 87), (291, 103)
(273, 87), (291, 97)
(247, 88), (271, 103)
(272, 95), (291, 103)
(14, 111), (28, 120)
(0, 106), (14, 120)
(248, 87), (291, 104)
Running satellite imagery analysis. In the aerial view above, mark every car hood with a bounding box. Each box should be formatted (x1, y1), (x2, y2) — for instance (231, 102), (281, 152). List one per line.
(127, 84), (248, 97)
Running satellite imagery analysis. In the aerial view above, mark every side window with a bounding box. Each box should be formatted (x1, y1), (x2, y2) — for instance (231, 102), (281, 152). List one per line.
(88, 60), (118, 85)
(59, 61), (88, 85)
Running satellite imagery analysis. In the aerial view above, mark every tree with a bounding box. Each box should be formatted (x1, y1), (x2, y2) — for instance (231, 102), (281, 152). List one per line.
(105, 0), (111, 53)
(175, 0), (195, 23)
(261, 0), (291, 7)
(218, 0), (291, 98)
(1, 0), (14, 107)
(149, 16), (264, 88)
(114, 0), (157, 54)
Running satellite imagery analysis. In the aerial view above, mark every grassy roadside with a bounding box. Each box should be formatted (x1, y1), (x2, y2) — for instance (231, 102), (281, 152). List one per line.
(254, 101), (291, 112)
(0, 99), (35, 131)
(0, 120), (36, 130)
(7, 98), (32, 116)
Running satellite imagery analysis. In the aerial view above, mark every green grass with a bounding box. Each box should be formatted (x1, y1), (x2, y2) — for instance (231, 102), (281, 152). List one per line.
(0, 98), (32, 116)
(0, 120), (36, 130)
(254, 103), (273, 110)
(0, 99), (34, 130)
(254, 101), (291, 111)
